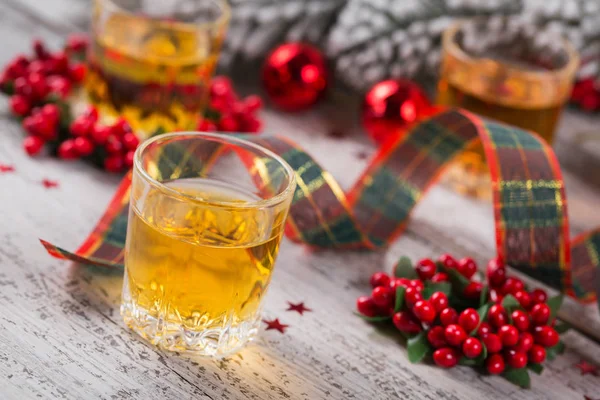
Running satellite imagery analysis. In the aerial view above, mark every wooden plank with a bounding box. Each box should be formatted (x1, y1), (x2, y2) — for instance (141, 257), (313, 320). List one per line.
(0, 1), (599, 399)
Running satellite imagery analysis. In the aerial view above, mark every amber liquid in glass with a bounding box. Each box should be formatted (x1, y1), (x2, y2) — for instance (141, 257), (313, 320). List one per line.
(86, 13), (222, 133)
(122, 178), (286, 354)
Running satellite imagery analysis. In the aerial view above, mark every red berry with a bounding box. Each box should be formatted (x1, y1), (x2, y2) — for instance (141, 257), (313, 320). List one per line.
(9, 95), (30, 116)
(488, 304), (508, 328)
(356, 296), (377, 317)
(74, 137), (94, 156)
(243, 95), (263, 112)
(52, 52), (69, 73)
(412, 300), (436, 324)
(511, 310), (530, 332)
(415, 258), (436, 280)
(429, 292), (448, 313)
(40, 103), (60, 123)
(219, 115), (239, 132)
(22, 116), (38, 136)
(14, 76), (32, 98)
(514, 290), (531, 309)
(533, 326), (559, 348)
(463, 281), (483, 299)
(489, 289), (503, 303)
(28, 72), (49, 99)
(458, 308), (480, 333)
(486, 354), (505, 375)
(477, 322), (492, 337)
(69, 63), (86, 83)
(513, 332), (534, 353)
(83, 106), (99, 123)
(110, 117), (132, 136)
(408, 280), (424, 291)
(23, 136), (44, 156)
(501, 277), (524, 295)
(47, 75), (71, 98)
(505, 349), (527, 369)
(457, 257), (477, 279)
(498, 325), (519, 347)
(530, 303), (550, 326)
(392, 311), (422, 334)
(481, 333), (503, 353)
(104, 154), (124, 173)
(69, 118), (93, 137)
(444, 324), (467, 347)
(404, 287), (422, 308)
(6, 59), (27, 79)
(370, 272), (391, 288)
(124, 150), (135, 169)
(26, 60), (46, 75)
(486, 257), (506, 287)
(90, 125), (111, 145)
(210, 76), (233, 98)
(438, 254), (457, 269)
(30, 114), (56, 140)
(530, 289), (548, 305)
(433, 347), (460, 368)
(105, 135), (123, 154)
(439, 308), (458, 327)
(241, 115), (262, 133)
(66, 33), (89, 52)
(389, 278), (411, 290)
(430, 272), (449, 282)
(529, 345), (546, 364)
(58, 139), (79, 160)
(197, 119), (218, 131)
(122, 132), (140, 151)
(462, 337), (483, 358)
(427, 326), (447, 348)
(33, 39), (49, 59)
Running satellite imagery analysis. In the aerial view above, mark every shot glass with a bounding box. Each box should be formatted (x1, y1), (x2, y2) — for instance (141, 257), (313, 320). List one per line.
(121, 132), (296, 357)
(86, 0), (230, 134)
(436, 16), (579, 197)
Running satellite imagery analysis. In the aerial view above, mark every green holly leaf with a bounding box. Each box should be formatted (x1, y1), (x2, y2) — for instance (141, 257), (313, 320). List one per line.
(422, 282), (451, 300)
(547, 294), (564, 323)
(354, 313), (391, 323)
(479, 284), (489, 308)
(394, 256), (417, 279)
(502, 294), (520, 323)
(546, 341), (566, 361)
(502, 368), (531, 389)
(151, 126), (167, 137)
(459, 343), (487, 366)
(528, 363), (544, 375)
(394, 286), (406, 312)
(472, 302), (492, 335)
(406, 331), (431, 363)
(554, 321), (571, 334)
(437, 263), (470, 294)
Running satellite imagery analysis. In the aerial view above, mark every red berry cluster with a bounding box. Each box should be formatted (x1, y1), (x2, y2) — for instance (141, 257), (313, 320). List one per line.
(65, 107), (139, 172)
(197, 76), (263, 133)
(2, 36), (87, 116)
(571, 78), (600, 112)
(356, 253), (563, 381)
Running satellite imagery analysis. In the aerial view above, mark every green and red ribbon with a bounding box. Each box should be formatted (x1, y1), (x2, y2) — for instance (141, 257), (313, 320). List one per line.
(41, 108), (600, 304)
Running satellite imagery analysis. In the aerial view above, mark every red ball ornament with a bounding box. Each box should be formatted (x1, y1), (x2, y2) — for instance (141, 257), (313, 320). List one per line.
(362, 79), (431, 145)
(261, 43), (328, 111)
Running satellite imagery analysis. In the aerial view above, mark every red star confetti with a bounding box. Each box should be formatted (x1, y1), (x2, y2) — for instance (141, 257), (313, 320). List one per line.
(0, 164), (15, 173)
(263, 318), (288, 334)
(42, 179), (59, 189)
(575, 360), (599, 376)
(286, 302), (312, 315)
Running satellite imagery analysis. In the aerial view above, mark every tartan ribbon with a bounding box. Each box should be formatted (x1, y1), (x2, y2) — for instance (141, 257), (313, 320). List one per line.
(41, 108), (600, 303)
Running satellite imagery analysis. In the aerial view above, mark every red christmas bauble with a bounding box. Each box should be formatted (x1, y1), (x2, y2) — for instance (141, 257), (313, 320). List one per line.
(362, 80), (431, 145)
(262, 43), (328, 111)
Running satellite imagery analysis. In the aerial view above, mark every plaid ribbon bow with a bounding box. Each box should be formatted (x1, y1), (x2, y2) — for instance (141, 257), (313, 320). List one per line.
(42, 109), (600, 303)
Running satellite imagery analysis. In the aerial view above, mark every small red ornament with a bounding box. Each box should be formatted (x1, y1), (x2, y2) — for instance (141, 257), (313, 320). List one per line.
(362, 79), (431, 145)
(262, 43), (328, 111)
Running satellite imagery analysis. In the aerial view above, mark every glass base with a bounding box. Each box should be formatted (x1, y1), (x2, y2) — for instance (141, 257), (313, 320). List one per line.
(120, 280), (260, 357)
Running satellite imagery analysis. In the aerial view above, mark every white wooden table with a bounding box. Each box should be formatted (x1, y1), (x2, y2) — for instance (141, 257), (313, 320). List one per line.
(1, 1), (600, 399)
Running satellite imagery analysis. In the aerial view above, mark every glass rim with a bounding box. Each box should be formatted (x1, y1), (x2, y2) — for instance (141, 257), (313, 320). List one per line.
(134, 132), (297, 209)
(443, 18), (580, 80)
(98, 0), (231, 31)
